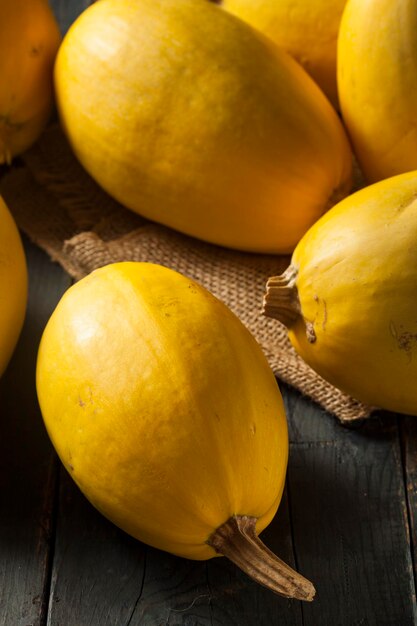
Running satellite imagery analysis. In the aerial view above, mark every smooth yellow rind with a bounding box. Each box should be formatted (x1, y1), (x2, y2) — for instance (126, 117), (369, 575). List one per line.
(37, 262), (288, 559)
(54, 0), (352, 253)
(338, 0), (417, 182)
(0, 0), (61, 162)
(289, 171), (417, 414)
(222, 0), (347, 108)
(0, 197), (28, 376)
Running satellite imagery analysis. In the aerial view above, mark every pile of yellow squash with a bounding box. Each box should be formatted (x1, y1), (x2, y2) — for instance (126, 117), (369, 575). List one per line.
(264, 0), (417, 415)
(0, 0), (60, 375)
(2, 0), (417, 604)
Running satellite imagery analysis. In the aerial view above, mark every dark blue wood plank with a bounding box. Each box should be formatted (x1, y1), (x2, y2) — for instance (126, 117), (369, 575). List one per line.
(401, 417), (417, 592)
(47, 470), (147, 625)
(51, 0), (91, 34)
(284, 386), (417, 626)
(0, 238), (71, 626)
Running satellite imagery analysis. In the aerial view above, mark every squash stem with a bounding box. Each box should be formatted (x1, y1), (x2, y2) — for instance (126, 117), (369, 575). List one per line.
(207, 515), (315, 601)
(263, 265), (301, 326)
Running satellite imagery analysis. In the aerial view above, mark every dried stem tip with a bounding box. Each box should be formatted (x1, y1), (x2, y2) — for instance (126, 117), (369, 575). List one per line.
(263, 265), (301, 327)
(207, 515), (315, 602)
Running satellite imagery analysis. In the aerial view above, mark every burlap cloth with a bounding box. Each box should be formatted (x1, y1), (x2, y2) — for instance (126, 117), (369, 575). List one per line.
(0, 124), (374, 423)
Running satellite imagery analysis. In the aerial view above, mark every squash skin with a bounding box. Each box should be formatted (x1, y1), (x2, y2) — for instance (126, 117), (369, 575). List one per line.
(338, 0), (417, 183)
(221, 0), (347, 108)
(0, 198), (28, 376)
(269, 172), (417, 414)
(0, 0), (61, 163)
(54, 0), (352, 253)
(36, 262), (288, 559)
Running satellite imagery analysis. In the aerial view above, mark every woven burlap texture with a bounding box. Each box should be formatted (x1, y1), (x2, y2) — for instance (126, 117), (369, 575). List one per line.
(0, 124), (373, 423)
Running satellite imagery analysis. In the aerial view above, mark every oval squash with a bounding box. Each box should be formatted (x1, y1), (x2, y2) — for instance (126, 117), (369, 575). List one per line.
(36, 262), (314, 600)
(221, 0), (347, 108)
(338, 0), (417, 182)
(264, 171), (417, 415)
(54, 0), (352, 253)
(0, 0), (61, 164)
(0, 197), (27, 376)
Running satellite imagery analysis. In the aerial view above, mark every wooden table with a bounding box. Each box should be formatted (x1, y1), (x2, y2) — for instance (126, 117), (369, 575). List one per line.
(1, 2), (417, 624)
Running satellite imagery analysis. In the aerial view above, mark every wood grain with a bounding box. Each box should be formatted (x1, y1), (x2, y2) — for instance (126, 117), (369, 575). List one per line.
(401, 416), (417, 597)
(284, 386), (417, 625)
(0, 239), (71, 626)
